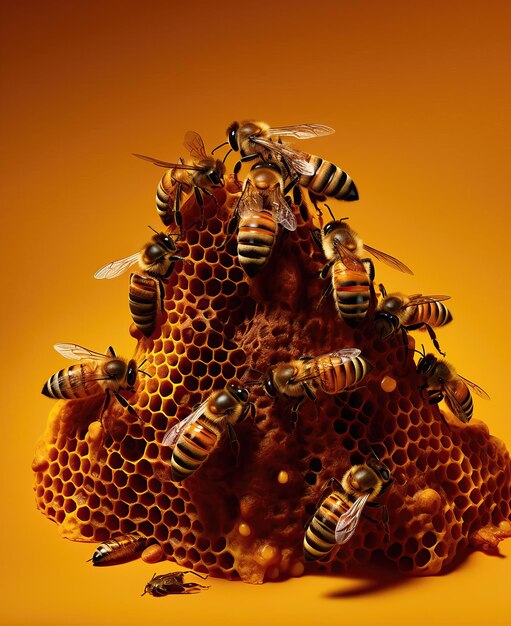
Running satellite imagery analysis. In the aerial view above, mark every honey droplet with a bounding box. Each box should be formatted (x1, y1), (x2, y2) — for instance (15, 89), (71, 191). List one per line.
(238, 522), (251, 537)
(277, 470), (289, 484)
(381, 376), (397, 392)
(260, 544), (277, 561)
(290, 561), (305, 577)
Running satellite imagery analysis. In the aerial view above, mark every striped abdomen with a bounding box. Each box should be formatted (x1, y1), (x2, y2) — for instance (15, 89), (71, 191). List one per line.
(237, 209), (277, 277)
(332, 262), (371, 325)
(92, 533), (150, 565)
(156, 171), (174, 225)
(311, 354), (371, 394)
(42, 362), (102, 399)
(304, 492), (350, 561)
(447, 379), (473, 423)
(129, 273), (163, 338)
(407, 302), (453, 328)
(299, 155), (358, 201)
(171, 416), (222, 482)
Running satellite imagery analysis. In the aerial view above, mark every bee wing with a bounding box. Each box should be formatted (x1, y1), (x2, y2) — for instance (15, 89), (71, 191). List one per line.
(54, 343), (107, 361)
(334, 493), (370, 545)
(132, 153), (205, 171)
(250, 136), (315, 176)
(267, 124), (335, 139)
(183, 131), (209, 161)
(237, 180), (263, 217)
(458, 376), (490, 400)
(363, 243), (414, 275)
(161, 400), (209, 447)
(333, 240), (367, 272)
(441, 383), (472, 424)
(328, 348), (362, 362)
(94, 252), (140, 279)
(404, 294), (451, 308)
(269, 188), (297, 231)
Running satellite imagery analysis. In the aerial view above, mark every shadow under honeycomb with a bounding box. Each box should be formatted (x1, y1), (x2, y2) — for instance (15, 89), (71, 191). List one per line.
(33, 177), (511, 583)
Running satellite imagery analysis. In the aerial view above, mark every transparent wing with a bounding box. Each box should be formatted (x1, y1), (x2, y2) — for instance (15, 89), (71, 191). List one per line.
(334, 493), (370, 545)
(333, 240), (368, 272)
(94, 252), (140, 279)
(162, 400), (209, 447)
(54, 343), (107, 361)
(251, 136), (314, 176)
(269, 188), (297, 231)
(328, 348), (362, 362)
(458, 375), (490, 400)
(133, 153), (205, 171)
(442, 382), (472, 424)
(237, 180), (263, 217)
(183, 131), (208, 161)
(404, 294), (451, 308)
(267, 124), (335, 139)
(363, 243), (414, 275)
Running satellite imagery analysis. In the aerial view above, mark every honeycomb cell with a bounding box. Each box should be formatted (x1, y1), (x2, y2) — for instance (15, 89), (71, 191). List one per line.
(33, 178), (511, 584)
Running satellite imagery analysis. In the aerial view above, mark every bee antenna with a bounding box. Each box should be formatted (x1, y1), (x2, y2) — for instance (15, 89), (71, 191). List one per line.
(147, 225), (159, 234)
(139, 358), (147, 368)
(379, 283), (387, 297)
(339, 216), (349, 223)
(222, 148), (233, 164)
(245, 380), (262, 387)
(324, 203), (335, 221)
(212, 141), (228, 154)
(368, 445), (381, 462)
(138, 369), (150, 377)
(413, 344), (426, 357)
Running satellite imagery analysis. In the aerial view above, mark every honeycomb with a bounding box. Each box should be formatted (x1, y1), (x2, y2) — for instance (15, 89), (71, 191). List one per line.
(33, 174), (511, 584)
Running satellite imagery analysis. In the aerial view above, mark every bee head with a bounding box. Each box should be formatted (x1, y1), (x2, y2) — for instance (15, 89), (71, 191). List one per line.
(348, 464), (380, 493)
(208, 160), (226, 187)
(382, 295), (403, 314)
(263, 369), (278, 398)
(152, 230), (177, 252)
(417, 353), (437, 376)
(104, 359), (127, 381)
(227, 121), (240, 151)
(226, 382), (249, 404)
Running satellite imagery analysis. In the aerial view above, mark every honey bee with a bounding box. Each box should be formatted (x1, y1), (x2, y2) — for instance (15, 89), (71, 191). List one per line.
(416, 351), (490, 424)
(222, 161), (298, 276)
(215, 120), (358, 205)
(88, 533), (152, 566)
(134, 131), (225, 232)
(375, 283), (452, 355)
(42, 343), (147, 423)
(263, 349), (371, 427)
(314, 219), (413, 325)
(94, 227), (186, 283)
(142, 571), (209, 597)
(304, 452), (392, 561)
(162, 383), (255, 482)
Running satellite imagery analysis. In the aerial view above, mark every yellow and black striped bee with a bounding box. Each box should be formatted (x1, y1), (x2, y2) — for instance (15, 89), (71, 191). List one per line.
(162, 383), (255, 482)
(222, 161), (298, 277)
(416, 351), (490, 424)
(216, 120), (334, 177)
(134, 131), (225, 232)
(88, 533), (153, 566)
(94, 227), (187, 337)
(304, 452), (392, 561)
(42, 343), (147, 423)
(142, 571), (209, 597)
(375, 284), (452, 355)
(314, 219), (413, 326)
(263, 348), (371, 427)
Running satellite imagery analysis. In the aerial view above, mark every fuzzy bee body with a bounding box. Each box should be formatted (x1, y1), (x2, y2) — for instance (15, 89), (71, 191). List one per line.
(299, 154), (358, 201)
(128, 273), (164, 338)
(304, 459), (392, 561)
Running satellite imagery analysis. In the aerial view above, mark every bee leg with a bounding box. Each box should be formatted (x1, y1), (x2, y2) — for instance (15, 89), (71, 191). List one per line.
(290, 397), (305, 430)
(217, 210), (239, 252)
(319, 260), (334, 280)
(316, 282), (334, 311)
(227, 423), (240, 466)
(202, 187), (219, 208)
(173, 183), (183, 238)
(318, 477), (343, 503)
(310, 228), (323, 251)
(192, 187), (206, 230)
(283, 174), (300, 195)
(405, 322), (445, 357)
(184, 570), (208, 580)
(98, 389), (111, 426)
(113, 391), (142, 424)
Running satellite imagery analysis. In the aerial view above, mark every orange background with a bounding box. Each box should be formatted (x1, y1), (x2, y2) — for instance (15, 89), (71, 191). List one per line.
(1, 1), (510, 624)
